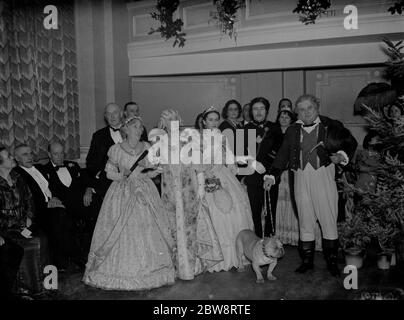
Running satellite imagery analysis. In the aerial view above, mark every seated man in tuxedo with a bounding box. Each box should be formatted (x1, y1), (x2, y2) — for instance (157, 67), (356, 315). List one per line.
(13, 144), (71, 271)
(41, 141), (86, 266)
(83, 103), (124, 233)
(123, 101), (148, 142)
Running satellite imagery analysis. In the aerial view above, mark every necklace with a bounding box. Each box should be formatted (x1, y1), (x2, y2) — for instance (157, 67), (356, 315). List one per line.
(122, 141), (143, 156)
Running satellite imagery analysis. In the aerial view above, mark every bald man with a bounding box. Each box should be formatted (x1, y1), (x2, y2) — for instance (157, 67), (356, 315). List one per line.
(83, 103), (123, 232)
(41, 142), (85, 267)
(42, 142), (82, 206)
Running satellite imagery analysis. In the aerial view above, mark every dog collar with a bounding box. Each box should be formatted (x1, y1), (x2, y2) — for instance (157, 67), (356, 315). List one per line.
(261, 239), (277, 260)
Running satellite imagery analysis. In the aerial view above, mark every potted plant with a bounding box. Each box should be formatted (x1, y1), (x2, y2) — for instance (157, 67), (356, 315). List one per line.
(338, 210), (371, 269)
(368, 217), (401, 270)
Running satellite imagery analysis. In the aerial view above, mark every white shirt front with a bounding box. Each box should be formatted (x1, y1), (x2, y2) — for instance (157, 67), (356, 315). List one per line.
(110, 127), (123, 144)
(20, 165), (52, 202)
(296, 116), (348, 165)
(52, 162), (72, 187)
(296, 116), (321, 134)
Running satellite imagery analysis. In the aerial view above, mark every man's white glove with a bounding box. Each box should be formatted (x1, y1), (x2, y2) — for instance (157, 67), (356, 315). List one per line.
(263, 175), (275, 190)
(251, 160), (266, 174)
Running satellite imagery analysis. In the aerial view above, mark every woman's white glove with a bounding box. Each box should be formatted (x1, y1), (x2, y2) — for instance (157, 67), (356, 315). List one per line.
(228, 164), (239, 176)
(251, 160), (266, 174)
(197, 172), (205, 198)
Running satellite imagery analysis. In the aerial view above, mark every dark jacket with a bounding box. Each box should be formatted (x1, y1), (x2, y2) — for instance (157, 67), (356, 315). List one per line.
(219, 119), (244, 158)
(12, 165), (48, 216)
(243, 120), (283, 185)
(269, 115), (358, 179)
(84, 126), (116, 196)
(41, 160), (84, 209)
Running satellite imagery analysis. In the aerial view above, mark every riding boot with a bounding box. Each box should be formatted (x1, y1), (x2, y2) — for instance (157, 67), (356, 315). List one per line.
(322, 238), (340, 277)
(295, 240), (315, 273)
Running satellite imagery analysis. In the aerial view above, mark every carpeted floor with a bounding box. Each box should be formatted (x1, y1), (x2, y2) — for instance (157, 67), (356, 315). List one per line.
(40, 246), (404, 300)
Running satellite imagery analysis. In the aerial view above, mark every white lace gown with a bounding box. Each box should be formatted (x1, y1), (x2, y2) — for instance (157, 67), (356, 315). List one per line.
(200, 131), (254, 272)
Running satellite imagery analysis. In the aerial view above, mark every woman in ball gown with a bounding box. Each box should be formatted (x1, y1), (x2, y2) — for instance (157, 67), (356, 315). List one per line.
(198, 106), (254, 272)
(83, 116), (175, 290)
(274, 102), (298, 246)
(274, 100), (322, 250)
(152, 109), (223, 280)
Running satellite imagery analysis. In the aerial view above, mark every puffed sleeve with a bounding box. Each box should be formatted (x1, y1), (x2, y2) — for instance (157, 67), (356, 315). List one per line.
(105, 145), (124, 181)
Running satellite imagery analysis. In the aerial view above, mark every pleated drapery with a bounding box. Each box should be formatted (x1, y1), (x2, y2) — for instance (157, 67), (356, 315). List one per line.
(0, 0), (79, 160)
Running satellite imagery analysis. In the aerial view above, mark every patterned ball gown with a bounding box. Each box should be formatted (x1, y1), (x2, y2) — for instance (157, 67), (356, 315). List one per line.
(199, 130), (254, 272)
(159, 129), (224, 280)
(83, 142), (175, 290)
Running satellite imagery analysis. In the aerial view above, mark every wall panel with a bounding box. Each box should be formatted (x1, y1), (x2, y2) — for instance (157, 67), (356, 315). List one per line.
(134, 66), (385, 146)
(132, 75), (240, 128)
(306, 67), (384, 145)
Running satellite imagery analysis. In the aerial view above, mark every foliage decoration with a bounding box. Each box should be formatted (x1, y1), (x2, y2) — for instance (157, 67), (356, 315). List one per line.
(210, 0), (245, 40)
(388, 0), (404, 14)
(149, 0), (186, 48)
(383, 38), (404, 80)
(343, 102), (404, 254)
(293, 0), (332, 24)
(147, 1), (403, 46)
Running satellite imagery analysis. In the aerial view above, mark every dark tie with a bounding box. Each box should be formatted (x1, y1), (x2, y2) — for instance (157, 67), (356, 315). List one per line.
(110, 126), (121, 132)
(303, 123), (316, 128)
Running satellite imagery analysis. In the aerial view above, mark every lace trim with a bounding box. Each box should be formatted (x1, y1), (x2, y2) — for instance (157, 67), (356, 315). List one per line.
(83, 268), (175, 291)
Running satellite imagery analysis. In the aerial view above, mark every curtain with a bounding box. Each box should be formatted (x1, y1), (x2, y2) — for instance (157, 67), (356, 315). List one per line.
(0, 0), (79, 160)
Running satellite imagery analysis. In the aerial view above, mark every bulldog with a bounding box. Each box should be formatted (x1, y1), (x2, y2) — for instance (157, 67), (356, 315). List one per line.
(236, 229), (285, 283)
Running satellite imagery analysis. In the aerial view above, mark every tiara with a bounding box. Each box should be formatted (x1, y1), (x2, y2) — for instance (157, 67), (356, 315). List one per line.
(124, 115), (142, 126)
(202, 106), (219, 117)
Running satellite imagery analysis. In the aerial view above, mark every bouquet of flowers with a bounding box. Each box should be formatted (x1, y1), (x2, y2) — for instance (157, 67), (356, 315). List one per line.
(205, 177), (222, 193)
(204, 175), (233, 214)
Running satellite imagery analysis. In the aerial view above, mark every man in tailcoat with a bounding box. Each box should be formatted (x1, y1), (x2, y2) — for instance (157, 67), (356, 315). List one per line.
(264, 94), (358, 277)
